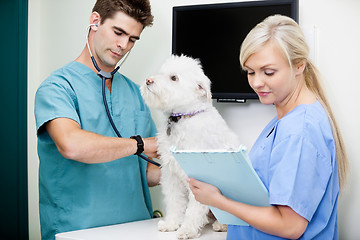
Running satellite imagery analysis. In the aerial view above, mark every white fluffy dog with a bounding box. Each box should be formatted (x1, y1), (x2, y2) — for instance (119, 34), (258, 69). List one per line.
(140, 55), (240, 239)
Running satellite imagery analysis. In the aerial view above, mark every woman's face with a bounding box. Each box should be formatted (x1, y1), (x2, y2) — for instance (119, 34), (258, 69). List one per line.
(243, 41), (298, 108)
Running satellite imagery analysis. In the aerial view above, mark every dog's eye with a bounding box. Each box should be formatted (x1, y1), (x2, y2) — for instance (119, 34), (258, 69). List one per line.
(170, 75), (178, 81)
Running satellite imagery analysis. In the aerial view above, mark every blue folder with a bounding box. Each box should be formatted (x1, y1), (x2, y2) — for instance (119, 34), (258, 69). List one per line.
(170, 146), (270, 226)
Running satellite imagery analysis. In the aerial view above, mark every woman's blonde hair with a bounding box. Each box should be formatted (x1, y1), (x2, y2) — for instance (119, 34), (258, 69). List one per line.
(240, 15), (348, 189)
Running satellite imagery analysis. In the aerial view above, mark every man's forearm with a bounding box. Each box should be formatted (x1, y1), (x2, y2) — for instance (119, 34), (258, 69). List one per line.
(46, 118), (138, 163)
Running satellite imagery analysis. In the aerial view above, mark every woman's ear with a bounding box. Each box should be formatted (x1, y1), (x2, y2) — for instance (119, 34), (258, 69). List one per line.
(295, 60), (306, 76)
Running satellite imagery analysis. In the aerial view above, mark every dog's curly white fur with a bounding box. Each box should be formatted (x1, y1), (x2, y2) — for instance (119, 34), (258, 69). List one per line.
(141, 55), (240, 239)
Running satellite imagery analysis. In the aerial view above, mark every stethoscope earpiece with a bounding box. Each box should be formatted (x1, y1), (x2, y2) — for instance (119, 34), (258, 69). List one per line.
(89, 23), (98, 30)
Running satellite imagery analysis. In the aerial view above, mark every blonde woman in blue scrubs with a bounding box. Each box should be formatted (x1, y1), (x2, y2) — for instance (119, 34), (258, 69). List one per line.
(34, 1), (160, 240)
(188, 15), (348, 239)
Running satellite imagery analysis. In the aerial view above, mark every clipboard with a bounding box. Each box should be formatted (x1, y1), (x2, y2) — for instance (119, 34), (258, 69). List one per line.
(170, 146), (270, 226)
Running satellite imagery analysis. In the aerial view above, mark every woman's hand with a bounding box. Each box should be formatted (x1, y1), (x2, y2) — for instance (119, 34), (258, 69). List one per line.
(187, 177), (224, 208)
(188, 178), (308, 239)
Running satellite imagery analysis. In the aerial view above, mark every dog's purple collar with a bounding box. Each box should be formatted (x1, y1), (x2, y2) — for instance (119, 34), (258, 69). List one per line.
(170, 109), (205, 117)
(167, 109), (206, 135)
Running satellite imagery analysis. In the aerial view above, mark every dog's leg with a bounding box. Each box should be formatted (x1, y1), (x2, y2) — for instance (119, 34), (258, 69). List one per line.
(158, 165), (188, 232)
(175, 191), (209, 239)
(207, 210), (227, 232)
(212, 220), (227, 232)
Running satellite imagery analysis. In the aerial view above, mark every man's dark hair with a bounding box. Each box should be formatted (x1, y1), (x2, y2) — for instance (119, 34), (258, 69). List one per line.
(92, 0), (154, 27)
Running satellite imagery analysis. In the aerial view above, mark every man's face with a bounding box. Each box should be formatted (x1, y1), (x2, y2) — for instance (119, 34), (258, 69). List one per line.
(93, 11), (143, 69)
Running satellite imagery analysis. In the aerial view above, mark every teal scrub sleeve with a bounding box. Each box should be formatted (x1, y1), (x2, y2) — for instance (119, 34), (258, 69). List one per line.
(269, 134), (333, 221)
(35, 79), (80, 137)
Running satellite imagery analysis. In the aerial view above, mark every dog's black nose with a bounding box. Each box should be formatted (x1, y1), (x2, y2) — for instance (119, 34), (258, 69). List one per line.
(146, 78), (154, 85)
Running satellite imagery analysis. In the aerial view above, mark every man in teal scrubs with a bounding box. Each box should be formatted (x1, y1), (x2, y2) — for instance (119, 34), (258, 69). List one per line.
(34, 1), (160, 239)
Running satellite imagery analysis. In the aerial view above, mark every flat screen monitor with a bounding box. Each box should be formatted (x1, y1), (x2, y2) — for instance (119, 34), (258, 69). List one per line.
(172, 0), (299, 102)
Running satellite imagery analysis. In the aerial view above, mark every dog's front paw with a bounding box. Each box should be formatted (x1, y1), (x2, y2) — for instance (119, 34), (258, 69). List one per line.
(212, 220), (227, 232)
(158, 219), (180, 232)
(176, 226), (200, 239)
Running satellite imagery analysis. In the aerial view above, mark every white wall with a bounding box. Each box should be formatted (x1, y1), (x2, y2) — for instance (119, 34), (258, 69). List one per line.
(28, 0), (360, 239)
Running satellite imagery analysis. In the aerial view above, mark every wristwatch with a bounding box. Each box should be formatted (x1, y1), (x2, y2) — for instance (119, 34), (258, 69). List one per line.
(130, 135), (144, 155)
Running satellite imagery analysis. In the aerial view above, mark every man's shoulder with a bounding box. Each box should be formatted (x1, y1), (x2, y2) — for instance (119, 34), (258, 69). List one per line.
(41, 62), (89, 86)
(52, 61), (87, 77)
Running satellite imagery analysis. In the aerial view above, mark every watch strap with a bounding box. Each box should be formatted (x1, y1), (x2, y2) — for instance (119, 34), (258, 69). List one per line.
(130, 135), (144, 155)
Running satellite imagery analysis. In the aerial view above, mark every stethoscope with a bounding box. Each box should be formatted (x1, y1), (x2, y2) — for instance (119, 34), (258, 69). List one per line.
(86, 23), (161, 167)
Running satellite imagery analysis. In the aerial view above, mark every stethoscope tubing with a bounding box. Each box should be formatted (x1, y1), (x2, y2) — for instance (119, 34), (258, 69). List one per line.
(101, 76), (122, 137)
(86, 25), (160, 167)
(101, 76), (161, 167)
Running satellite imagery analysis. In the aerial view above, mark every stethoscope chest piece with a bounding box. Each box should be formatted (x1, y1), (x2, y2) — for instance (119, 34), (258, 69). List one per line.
(98, 70), (112, 79)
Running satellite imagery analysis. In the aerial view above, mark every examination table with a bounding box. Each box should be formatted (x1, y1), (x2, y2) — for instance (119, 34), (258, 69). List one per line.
(55, 218), (227, 240)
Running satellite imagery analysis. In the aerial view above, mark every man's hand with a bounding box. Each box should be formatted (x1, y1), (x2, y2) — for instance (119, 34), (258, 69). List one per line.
(142, 137), (159, 159)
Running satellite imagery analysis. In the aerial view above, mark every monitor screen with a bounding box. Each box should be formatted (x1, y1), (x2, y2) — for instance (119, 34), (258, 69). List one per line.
(172, 0), (299, 102)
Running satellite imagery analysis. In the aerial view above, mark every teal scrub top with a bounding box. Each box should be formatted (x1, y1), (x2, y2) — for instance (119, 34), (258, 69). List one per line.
(35, 61), (157, 240)
(227, 101), (339, 239)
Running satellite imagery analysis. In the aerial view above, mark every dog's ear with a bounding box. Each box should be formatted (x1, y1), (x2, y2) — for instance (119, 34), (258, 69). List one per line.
(197, 83), (212, 101)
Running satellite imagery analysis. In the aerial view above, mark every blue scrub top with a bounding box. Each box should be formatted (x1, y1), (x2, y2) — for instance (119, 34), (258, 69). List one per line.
(35, 61), (157, 240)
(227, 101), (339, 239)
